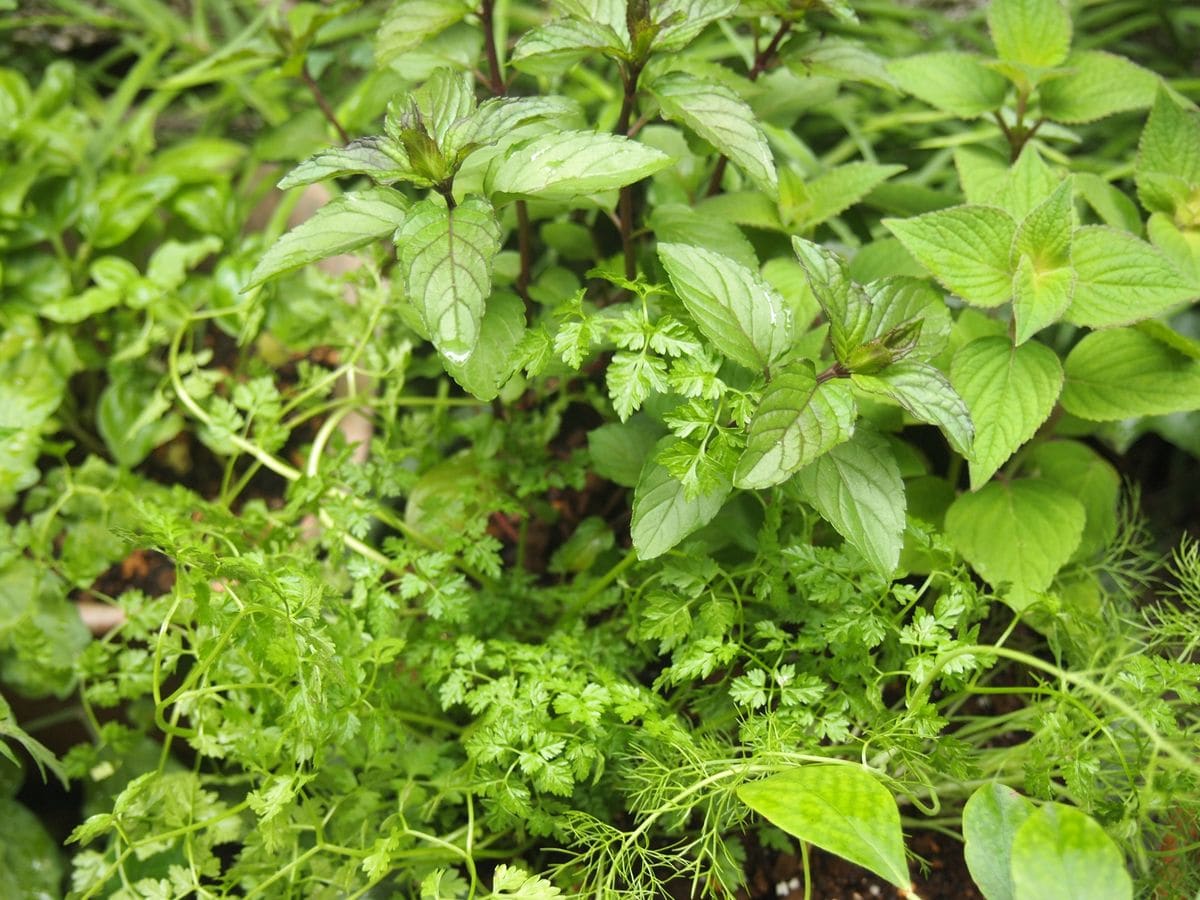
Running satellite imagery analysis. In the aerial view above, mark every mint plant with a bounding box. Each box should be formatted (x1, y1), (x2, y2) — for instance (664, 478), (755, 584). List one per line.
(2, 0), (1200, 898)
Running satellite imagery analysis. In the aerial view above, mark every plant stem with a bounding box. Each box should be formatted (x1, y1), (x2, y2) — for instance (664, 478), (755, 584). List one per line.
(301, 64), (348, 144)
(480, 0), (533, 304)
(616, 59), (646, 281)
(706, 20), (791, 196)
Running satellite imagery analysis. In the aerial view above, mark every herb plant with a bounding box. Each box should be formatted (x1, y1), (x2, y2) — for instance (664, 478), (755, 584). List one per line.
(1, 0), (1199, 898)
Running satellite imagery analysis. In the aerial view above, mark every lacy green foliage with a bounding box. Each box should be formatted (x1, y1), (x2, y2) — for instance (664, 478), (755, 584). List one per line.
(1, 0), (1199, 898)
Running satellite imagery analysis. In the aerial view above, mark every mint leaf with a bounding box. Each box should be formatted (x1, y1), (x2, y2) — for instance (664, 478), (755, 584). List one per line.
(1039, 51), (1159, 124)
(1061, 327), (1200, 420)
(1136, 87), (1200, 217)
(1026, 440), (1119, 558)
(375, 0), (473, 66)
(652, 0), (739, 52)
(442, 291), (525, 401)
(998, 145), (1059, 221)
(245, 188), (409, 289)
(853, 361), (974, 456)
(796, 427), (906, 575)
(278, 139), (410, 190)
(738, 766), (910, 889)
(1064, 226), (1194, 328)
(397, 196), (502, 362)
(447, 96), (580, 156)
(588, 417), (662, 487)
(631, 439), (730, 560)
(649, 203), (758, 271)
(963, 784), (1035, 900)
(955, 146), (1009, 207)
(884, 206), (1017, 308)
(789, 162), (904, 230)
(945, 478), (1085, 602)
(988, 0), (1071, 68)
(951, 336), (1063, 489)
(734, 363), (856, 490)
(887, 52), (1008, 118)
(510, 19), (627, 75)
(787, 38), (897, 91)
(1010, 805), (1133, 900)
(658, 242), (792, 372)
(859, 277), (952, 361)
(492, 132), (671, 201)
(649, 72), (776, 195)
(1011, 180), (1076, 344)
(1074, 173), (1142, 234)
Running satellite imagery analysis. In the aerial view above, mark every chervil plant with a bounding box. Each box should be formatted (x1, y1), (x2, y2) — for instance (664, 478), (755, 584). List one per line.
(1, 0), (1199, 898)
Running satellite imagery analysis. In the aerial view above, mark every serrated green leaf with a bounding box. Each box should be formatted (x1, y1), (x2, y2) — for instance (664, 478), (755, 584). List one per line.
(413, 68), (476, 150)
(397, 196), (501, 362)
(1064, 226), (1195, 328)
(442, 291), (525, 401)
(792, 162), (904, 229)
(631, 438), (729, 559)
(888, 52), (1009, 118)
(448, 96), (580, 155)
(658, 243), (791, 372)
(1026, 440), (1119, 558)
(652, 0), (739, 51)
(963, 783), (1035, 900)
(1012, 180), (1076, 343)
(734, 363), (856, 489)
(987, 0), (1071, 68)
(1039, 51), (1159, 124)
(649, 203), (757, 270)
(859, 276), (952, 361)
(854, 361), (974, 455)
(588, 417), (663, 487)
(885, 206), (1017, 307)
(650, 72), (776, 195)
(375, 0), (473, 66)
(998, 145), (1059, 221)
(1061, 328), (1200, 421)
(787, 38), (896, 90)
(278, 138), (410, 190)
(1074, 173), (1142, 234)
(796, 427), (905, 575)
(955, 145), (1010, 207)
(1137, 87), (1200, 216)
(245, 188), (409, 290)
(945, 479), (1085, 601)
(951, 336), (1063, 489)
(510, 19), (627, 75)
(1011, 804), (1132, 900)
(492, 132), (671, 200)
(738, 766), (910, 889)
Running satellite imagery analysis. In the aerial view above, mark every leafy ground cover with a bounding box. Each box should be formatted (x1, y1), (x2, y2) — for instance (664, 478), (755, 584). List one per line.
(2, 0), (1200, 897)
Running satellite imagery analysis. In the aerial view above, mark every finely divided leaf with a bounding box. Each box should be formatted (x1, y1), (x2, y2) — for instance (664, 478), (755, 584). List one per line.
(1061, 328), (1200, 421)
(885, 206), (1017, 307)
(1064, 226), (1195, 328)
(658, 242), (791, 372)
(650, 72), (777, 195)
(950, 336), (1063, 489)
(854, 361), (974, 455)
(631, 439), (730, 559)
(245, 188), (408, 289)
(376, 0), (473, 66)
(738, 766), (910, 889)
(397, 196), (501, 362)
(492, 132), (671, 200)
(945, 478), (1085, 602)
(734, 363), (856, 489)
(987, 0), (1071, 68)
(278, 139), (410, 190)
(887, 52), (1009, 118)
(796, 427), (906, 575)
(1039, 51), (1159, 124)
